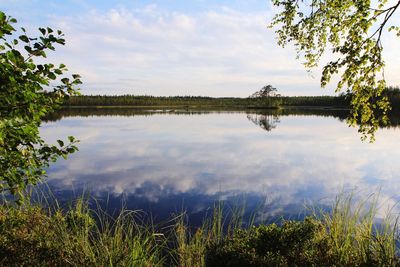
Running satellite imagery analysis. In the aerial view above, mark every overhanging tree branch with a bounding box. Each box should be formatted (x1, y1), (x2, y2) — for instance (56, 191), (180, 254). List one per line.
(270, 0), (400, 141)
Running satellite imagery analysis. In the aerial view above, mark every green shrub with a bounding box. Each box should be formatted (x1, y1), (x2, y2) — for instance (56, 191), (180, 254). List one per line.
(0, 205), (87, 266)
(0, 193), (399, 266)
(205, 194), (400, 267)
(0, 203), (165, 266)
(205, 218), (331, 267)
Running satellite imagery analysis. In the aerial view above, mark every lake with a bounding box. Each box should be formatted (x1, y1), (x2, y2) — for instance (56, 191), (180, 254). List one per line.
(40, 108), (400, 226)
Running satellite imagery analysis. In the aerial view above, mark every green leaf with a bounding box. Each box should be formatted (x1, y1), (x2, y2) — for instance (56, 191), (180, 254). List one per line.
(1, 11), (80, 202)
(48, 72), (56, 80)
(19, 35), (29, 43)
(61, 78), (69, 84)
(57, 140), (64, 147)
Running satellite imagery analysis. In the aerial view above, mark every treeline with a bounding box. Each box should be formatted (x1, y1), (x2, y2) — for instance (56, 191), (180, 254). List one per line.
(386, 86), (400, 110)
(279, 95), (348, 107)
(63, 95), (284, 107)
(64, 95), (349, 108)
(63, 86), (400, 109)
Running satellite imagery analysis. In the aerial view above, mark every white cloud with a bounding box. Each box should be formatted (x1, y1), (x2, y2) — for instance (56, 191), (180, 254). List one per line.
(4, 2), (399, 96)
(41, 112), (400, 217)
(45, 5), (320, 96)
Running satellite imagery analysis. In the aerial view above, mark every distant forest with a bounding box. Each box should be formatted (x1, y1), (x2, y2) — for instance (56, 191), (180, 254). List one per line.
(64, 86), (400, 109)
(64, 95), (349, 108)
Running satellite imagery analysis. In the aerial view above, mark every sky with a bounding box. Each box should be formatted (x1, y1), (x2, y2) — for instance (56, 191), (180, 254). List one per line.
(3, 0), (400, 96)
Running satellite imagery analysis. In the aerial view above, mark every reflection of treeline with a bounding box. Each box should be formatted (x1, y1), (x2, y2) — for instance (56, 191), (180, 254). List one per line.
(43, 107), (241, 122)
(270, 108), (349, 120)
(44, 107), (352, 125)
(45, 108), (400, 129)
(64, 95), (350, 108)
(250, 108), (400, 129)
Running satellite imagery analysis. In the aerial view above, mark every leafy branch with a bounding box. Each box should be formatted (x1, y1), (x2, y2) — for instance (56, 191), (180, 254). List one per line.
(270, 0), (400, 141)
(0, 12), (81, 202)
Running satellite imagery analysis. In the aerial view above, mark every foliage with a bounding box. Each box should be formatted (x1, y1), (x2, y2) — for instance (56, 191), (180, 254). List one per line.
(174, 202), (243, 267)
(206, 193), (400, 267)
(0, 12), (81, 201)
(270, 0), (400, 140)
(0, 205), (89, 266)
(249, 84), (282, 107)
(206, 218), (329, 266)
(63, 94), (349, 108)
(0, 201), (165, 266)
(62, 89), (399, 111)
(0, 192), (399, 266)
(250, 84), (280, 98)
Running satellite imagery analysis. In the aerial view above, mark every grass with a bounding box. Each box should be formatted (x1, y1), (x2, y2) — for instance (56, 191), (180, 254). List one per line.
(0, 198), (166, 266)
(0, 192), (399, 266)
(319, 192), (399, 266)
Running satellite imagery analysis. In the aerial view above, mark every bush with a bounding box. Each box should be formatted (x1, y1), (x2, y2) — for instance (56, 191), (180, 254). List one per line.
(0, 194), (399, 266)
(205, 218), (331, 267)
(205, 193), (400, 267)
(0, 203), (165, 266)
(0, 205), (88, 266)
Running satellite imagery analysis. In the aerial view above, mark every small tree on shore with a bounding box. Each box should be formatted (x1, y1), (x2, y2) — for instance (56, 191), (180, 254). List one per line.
(250, 85), (281, 107)
(0, 12), (81, 202)
(250, 85), (280, 98)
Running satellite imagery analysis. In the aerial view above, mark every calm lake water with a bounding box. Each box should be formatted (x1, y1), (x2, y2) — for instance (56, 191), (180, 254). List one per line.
(40, 108), (400, 226)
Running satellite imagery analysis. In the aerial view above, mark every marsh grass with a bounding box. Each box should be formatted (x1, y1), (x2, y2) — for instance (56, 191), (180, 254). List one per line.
(0, 195), (166, 266)
(174, 201), (250, 267)
(0, 190), (399, 266)
(320, 192), (399, 266)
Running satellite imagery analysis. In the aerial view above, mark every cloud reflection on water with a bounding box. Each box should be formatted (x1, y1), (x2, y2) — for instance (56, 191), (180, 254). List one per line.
(40, 110), (400, 221)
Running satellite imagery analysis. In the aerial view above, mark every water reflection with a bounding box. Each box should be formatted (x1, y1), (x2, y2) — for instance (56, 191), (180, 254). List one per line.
(247, 112), (280, 132)
(44, 107), (243, 122)
(40, 109), (400, 225)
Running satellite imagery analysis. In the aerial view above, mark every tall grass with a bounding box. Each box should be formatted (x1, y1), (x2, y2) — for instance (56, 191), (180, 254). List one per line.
(0, 191), (399, 266)
(174, 201), (248, 267)
(320, 192), (399, 266)
(0, 198), (166, 266)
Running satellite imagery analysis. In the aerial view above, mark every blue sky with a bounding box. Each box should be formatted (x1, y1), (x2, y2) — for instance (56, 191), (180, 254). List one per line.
(3, 0), (400, 96)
